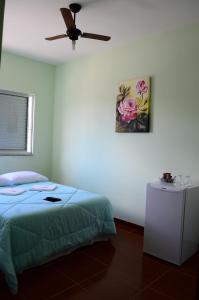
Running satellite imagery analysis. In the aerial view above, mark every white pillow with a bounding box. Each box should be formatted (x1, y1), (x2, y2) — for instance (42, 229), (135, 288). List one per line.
(0, 171), (48, 185)
(0, 175), (12, 186)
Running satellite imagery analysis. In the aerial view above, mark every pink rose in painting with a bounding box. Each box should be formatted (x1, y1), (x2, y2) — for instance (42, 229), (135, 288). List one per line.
(118, 99), (137, 123)
(136, 80), (148, 97)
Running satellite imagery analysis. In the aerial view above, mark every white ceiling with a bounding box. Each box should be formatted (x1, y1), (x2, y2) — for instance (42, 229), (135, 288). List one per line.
(2, 0), (199, 65)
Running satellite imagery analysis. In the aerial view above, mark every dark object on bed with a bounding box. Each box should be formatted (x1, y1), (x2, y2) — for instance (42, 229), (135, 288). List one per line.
(44, 196), (62, 202)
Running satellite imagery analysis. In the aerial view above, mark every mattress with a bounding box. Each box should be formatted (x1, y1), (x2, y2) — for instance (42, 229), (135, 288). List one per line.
(0, 181), (116, 294)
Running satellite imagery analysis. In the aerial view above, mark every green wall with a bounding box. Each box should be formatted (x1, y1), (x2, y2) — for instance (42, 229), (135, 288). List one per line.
(0, 52), (55, 178)
(1, 24), (198, 225)
(52, 24), (199, 225)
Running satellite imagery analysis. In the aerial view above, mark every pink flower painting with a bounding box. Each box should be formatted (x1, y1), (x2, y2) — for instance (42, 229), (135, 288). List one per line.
(118, 99), (137, 123)
(136, 80), (148, 98)
(116, 77), (150, 132)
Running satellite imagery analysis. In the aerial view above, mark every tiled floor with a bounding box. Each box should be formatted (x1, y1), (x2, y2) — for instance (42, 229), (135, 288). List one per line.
(0, 220), (198, 299)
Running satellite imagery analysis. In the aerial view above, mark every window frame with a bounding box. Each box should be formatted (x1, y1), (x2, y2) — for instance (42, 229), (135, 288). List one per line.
(0, 89), (35, 156)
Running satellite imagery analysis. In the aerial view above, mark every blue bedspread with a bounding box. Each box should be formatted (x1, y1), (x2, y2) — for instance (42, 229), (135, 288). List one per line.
(0, 182), (116, 294)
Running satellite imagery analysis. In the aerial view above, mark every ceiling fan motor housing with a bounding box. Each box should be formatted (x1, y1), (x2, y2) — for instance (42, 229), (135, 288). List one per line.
(67, 28), (82, 41)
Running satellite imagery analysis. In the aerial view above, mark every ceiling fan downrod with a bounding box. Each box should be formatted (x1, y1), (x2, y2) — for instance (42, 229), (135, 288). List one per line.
(69, 3), (82, 22)
(69, 3), (81, 50)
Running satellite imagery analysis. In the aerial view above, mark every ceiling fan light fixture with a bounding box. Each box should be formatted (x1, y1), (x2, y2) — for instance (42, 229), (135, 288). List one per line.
(68, 28), (82, 40)
(72, 40), (76, 51)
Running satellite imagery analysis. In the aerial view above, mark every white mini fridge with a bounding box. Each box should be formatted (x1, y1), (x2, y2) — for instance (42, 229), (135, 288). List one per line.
(144, 182), (199, 265)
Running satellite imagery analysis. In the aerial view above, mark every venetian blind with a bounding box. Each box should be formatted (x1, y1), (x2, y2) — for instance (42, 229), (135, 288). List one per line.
(0, 92), (28, 150)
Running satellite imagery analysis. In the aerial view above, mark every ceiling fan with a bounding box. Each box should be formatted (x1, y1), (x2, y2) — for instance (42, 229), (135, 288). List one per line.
(45, 3), (111, 50)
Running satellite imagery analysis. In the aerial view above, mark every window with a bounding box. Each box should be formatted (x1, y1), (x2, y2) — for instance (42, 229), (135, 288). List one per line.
(0, 89), (34, 155)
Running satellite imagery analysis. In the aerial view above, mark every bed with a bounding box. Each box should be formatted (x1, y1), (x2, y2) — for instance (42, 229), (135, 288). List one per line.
(0, 180), (116, 294)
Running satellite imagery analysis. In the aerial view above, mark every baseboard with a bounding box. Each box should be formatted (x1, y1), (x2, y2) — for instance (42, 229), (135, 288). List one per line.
(114, 218), (144, 232)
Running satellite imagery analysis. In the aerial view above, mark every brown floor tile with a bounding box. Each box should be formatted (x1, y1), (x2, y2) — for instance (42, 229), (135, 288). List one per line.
(18, 262), (76, 300)
(135, 288), (174, 300)
(80, 270), (137, 300)
(151, 269), (198, 300)
(115, 219), (144, 234)
(112, 227), (144, 253)
(81, 227), (143, 266)
(100, 249), (171, 291)
(52, 251), (106, 283)
(175, 252), (199, 277)
(50, 285), (97, 300)
(1, 220), (198, 299)
(80, 241), (116, 265)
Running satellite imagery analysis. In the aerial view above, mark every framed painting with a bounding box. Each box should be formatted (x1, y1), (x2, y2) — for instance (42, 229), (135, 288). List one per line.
(116, 77), (150, 132)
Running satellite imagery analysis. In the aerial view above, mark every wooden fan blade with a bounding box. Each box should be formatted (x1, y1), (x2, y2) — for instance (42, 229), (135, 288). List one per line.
(45, 34), (68, 41)
(81, 32), (111, 41)
(60, 8), (75, 30)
